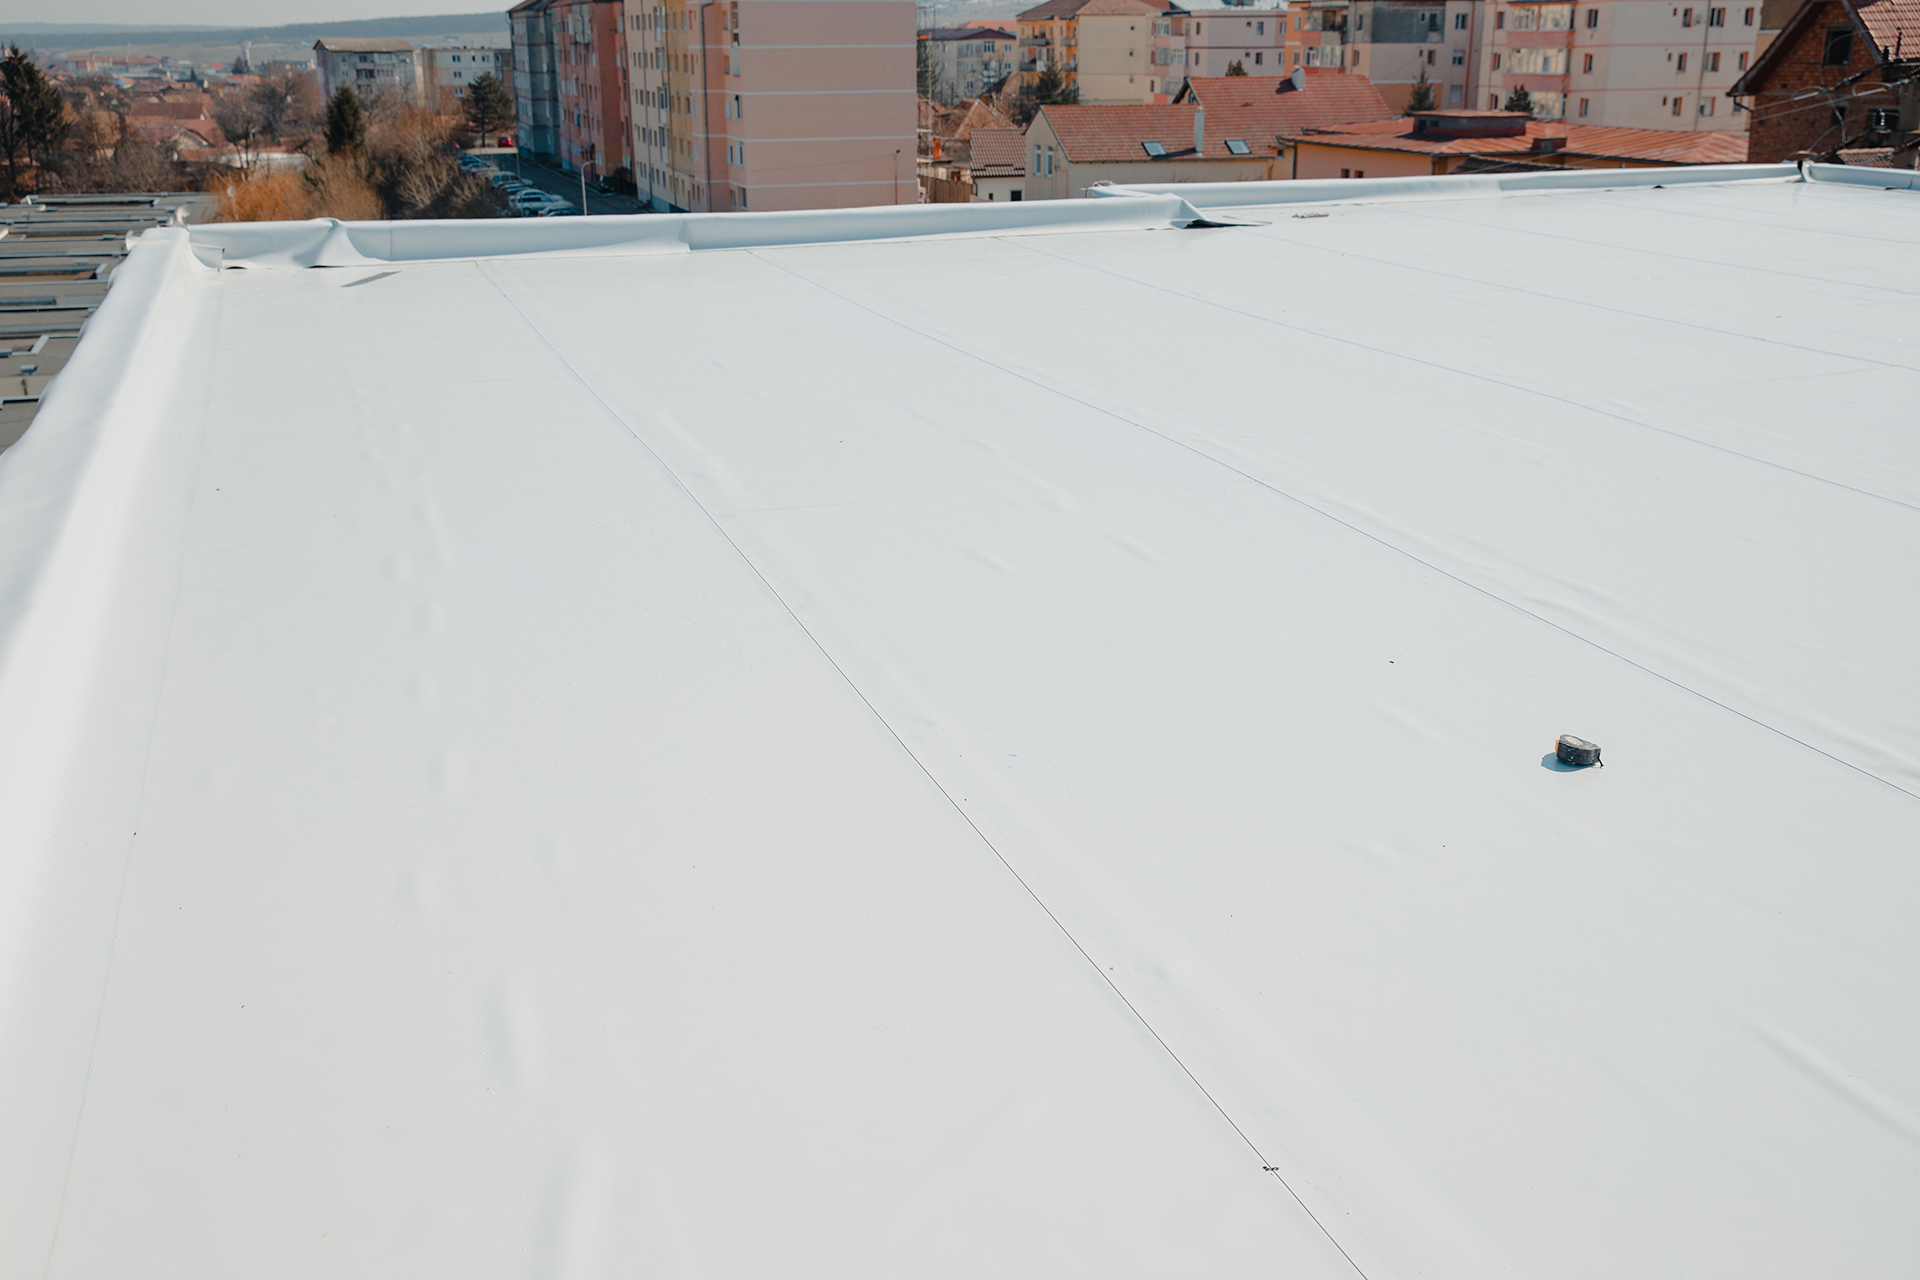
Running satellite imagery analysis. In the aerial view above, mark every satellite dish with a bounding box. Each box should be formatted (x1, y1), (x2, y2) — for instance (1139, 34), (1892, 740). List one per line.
(1291, 66), (1306, 92)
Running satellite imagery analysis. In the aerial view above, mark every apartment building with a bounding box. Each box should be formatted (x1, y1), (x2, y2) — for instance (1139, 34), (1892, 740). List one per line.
(1186, 7), (1286, 77)
(1344, 1), (1478, 111)
(1016, 0), (1190, 106)
(1473, 0), (1754, 127)
(416, 46), (511, 104)
(512, 0), (632, 180)
(511, 0), (562, 159)
(921, 26), (1019, 103)
(313, 38), (422, 103)
(625, 0), (918, 213)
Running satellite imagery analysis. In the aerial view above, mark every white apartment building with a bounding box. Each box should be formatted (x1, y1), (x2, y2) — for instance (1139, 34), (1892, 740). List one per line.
(416, 46), (511, 103)
(314, 38), (422, 103)
(1474, 0), (1757, 127)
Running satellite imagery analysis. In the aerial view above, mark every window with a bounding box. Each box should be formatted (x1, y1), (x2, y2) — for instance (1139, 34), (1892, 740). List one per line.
(1447, 83), (1463, 104)
(1822, 26), (1852, 64)
(1699, 96), (1714, 114)
(1708, 50), (1719, 70)
(1034, 144), (1041, 173)
(1455, 11), (1467, 27)
(1710, 6), (1725, 23)
(1743, 5), (1754, 23)
(1225, 138), (1250, 153)
(1453, 48), (1465, 64)
(1257, 19), (1265, 33)
(1255, 51), (1264, 62)
(1495, 10), (1505, 26)
(1340, 167), (1350, 177)
(1579, 96), (1589, 115)
(1681, 6), (1692, 23)
(1677, 51), (1687, 70)
(1355, 169), (1364, 177)
(1583, 52), (1593, 71)
(1427, 48), (1435, 63)
(1738, 50), (1748, 68)
(1672, 95), (1683, 114)
(1587, 6), (1599, 25)
(1141, 140), (1167, 156)
(1045, 145), (1054, 176)
(1492, 52), (1503, 68)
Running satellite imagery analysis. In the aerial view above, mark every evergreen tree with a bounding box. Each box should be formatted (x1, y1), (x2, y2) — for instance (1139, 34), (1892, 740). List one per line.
(1407, 67), (1435, 112)
(463, 73), (514, 139)
(1226, 59), (1247, 76)
(324, 84), (367, 154)
(0, 47), (68, 199)
(1502, 85), (1534, 115)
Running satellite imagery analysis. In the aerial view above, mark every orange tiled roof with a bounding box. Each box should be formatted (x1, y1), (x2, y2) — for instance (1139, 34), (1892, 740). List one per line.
(1284, 117), (1751, 165)
(970, 126), (1026, 177)
(1015, 0), (1174, 20)
(1042, 73), (1392, 164)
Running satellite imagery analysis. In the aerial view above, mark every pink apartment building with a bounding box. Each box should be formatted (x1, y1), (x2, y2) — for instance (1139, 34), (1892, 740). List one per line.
(624, 0), (918, 212)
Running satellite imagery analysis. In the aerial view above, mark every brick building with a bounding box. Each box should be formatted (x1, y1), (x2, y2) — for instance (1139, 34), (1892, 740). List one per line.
(1730, 0), (1920, 161)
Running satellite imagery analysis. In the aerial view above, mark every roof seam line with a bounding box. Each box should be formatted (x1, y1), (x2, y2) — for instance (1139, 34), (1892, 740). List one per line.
(1012, 234), (1920, 515)
(792, 235), (1920, 807)
(472, 255), (1370, 1280)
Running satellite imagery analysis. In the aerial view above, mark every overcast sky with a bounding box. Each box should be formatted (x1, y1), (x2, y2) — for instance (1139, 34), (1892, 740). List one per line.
(0, 1), (496, 26)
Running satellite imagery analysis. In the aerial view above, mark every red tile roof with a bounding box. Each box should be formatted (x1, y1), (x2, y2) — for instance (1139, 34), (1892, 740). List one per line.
(1285, 117), (1751, 165)
(1015, 0), (1174, 20)
(1041, 73), (1393, 164)
(970, 126), (1027, 177)
(1851, 0), (1920, 57)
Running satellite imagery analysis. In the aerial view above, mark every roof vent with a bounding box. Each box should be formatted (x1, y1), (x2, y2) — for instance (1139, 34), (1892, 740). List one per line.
(1556, 735), (1602, 767)
(1290, 66), (1306, 91)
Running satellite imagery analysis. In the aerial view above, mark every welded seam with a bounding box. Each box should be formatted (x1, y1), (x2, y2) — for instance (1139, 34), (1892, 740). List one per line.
(1013, 236), (1920, 516)
(766, 246), (1920, 807)
(41, 271), (229, 1280)
(472, 259), (1375, 1280)
(1234, 213), (1920, 373)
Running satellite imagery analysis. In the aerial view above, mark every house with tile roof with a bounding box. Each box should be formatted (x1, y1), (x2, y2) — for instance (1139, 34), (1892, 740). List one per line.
(969, 126), (1030, 198)
(1731, 0), (1920, 163)
(1024, 69), (1391, 194)
(1280, 107), (1750, 177)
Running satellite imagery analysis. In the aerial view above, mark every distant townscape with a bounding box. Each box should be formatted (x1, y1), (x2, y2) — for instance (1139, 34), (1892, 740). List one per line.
(0, 0), (1909, 217)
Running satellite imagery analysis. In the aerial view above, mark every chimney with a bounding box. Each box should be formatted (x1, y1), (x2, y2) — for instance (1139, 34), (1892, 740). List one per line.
(1194, 106), (1205, 155)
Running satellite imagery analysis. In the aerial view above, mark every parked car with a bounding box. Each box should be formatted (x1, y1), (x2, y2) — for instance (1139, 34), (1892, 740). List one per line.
(537, 203), (581, 216)
(489, 172), (523, 188)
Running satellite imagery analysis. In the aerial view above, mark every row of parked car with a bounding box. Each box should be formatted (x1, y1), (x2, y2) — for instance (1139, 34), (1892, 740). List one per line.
(459, 153), (581, 218)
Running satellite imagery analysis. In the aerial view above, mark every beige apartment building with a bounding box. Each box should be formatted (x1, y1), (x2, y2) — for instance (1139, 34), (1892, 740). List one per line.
(625, 0), (917, 213)
(416, 46), (511, 106)
(1472, 0), (1754, 128)
(1186, 6), (1287, 78)
(1017, 0), (1190, 105)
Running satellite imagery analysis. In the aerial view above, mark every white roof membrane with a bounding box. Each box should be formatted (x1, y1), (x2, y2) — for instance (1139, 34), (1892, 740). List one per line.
(2, 169), (1918, 1277)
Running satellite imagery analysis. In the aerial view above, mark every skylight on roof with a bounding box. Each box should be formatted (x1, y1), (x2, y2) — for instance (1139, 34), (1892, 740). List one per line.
(1142, 140), (1167, 157)
(1225, 138), (1251, 154)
